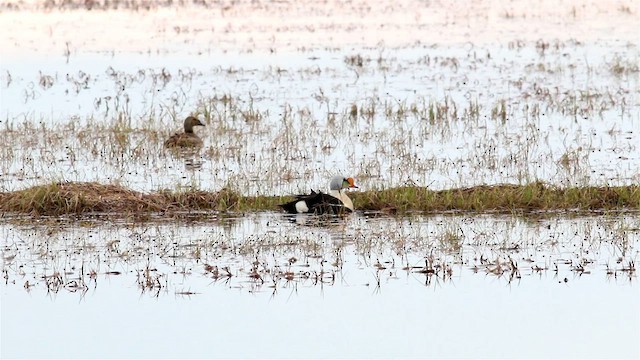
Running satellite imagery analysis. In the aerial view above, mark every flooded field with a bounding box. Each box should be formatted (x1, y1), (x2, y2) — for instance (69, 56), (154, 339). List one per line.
(1, 1), (639, 195)
(1, 0), (640, 358)
(2, 212), (639, 358)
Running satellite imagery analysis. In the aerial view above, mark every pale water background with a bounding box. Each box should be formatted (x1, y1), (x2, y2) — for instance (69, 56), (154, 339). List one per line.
(0, 0), (639, 195)
(1, 0), (640, 358)
(2, 213), (639, 358)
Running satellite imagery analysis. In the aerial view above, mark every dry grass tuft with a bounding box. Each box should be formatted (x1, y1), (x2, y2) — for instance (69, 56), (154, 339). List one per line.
(0, 182), (241, 216)
(160, 187), (240, 211)
(0, 182), (163, 215)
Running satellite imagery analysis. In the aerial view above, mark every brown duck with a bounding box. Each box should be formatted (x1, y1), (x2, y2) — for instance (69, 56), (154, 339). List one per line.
(164, 116), (205, 148)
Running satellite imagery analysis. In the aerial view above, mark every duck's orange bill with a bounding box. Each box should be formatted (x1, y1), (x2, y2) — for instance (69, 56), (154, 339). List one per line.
(346, 177), (358, 188)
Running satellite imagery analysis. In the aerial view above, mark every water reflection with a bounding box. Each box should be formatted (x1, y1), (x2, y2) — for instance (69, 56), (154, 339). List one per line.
(1, 212), (637, 299)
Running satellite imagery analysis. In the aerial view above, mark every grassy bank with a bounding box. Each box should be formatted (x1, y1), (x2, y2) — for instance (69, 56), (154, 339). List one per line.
(0, 182), (639, 217)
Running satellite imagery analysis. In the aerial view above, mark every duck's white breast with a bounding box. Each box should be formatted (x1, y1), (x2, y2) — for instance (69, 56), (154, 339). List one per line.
(295, 201), (309, 213)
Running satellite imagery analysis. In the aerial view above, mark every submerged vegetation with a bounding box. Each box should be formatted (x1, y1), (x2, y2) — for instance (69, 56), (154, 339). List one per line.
(1, 3), (638, 360)
(0, 0), (638, 295)
(2, 32), (638, 199)
(1, 181), (638, 216)
(2, 204), (637, 299)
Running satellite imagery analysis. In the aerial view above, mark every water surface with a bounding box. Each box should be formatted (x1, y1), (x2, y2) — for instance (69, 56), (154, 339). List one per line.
(2, 213), (639, 358)
(1, 0), (639, 358)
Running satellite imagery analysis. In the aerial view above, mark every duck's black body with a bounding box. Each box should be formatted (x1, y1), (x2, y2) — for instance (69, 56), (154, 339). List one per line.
(279, 190), (353, 215)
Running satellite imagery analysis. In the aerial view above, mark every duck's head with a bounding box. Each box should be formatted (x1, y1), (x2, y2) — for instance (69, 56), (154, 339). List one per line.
(184, 116), (205, 133)
(330, 176), (358, 191)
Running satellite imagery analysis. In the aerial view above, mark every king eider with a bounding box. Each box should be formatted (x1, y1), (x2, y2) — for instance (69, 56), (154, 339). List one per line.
(164, 116), (205, 148)
(279, 176), (359, 214)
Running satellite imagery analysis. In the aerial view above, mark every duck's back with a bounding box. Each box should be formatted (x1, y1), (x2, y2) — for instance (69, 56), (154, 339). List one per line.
(164, 132), (203, 148)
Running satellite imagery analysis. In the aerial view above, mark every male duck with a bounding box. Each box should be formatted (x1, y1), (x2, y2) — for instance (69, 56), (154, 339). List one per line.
(279, 176), (358, 214)
(164, 116), (205, 148)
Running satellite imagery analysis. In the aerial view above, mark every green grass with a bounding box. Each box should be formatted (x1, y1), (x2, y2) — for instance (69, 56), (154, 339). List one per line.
(1, 181), (639, 217)
(352, 183), (640, 213)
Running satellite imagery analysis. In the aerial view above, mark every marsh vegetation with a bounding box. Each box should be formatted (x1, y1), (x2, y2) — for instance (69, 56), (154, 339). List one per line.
(3, 212), (637, 297)
(1, 0), (639, 358)
(0, 181), (639, 215)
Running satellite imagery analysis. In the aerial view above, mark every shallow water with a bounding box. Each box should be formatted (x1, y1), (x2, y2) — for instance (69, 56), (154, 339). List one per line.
(1, 0), (640, 358)
(1, 213), (639, 358)
(1, 1), (639, 195)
